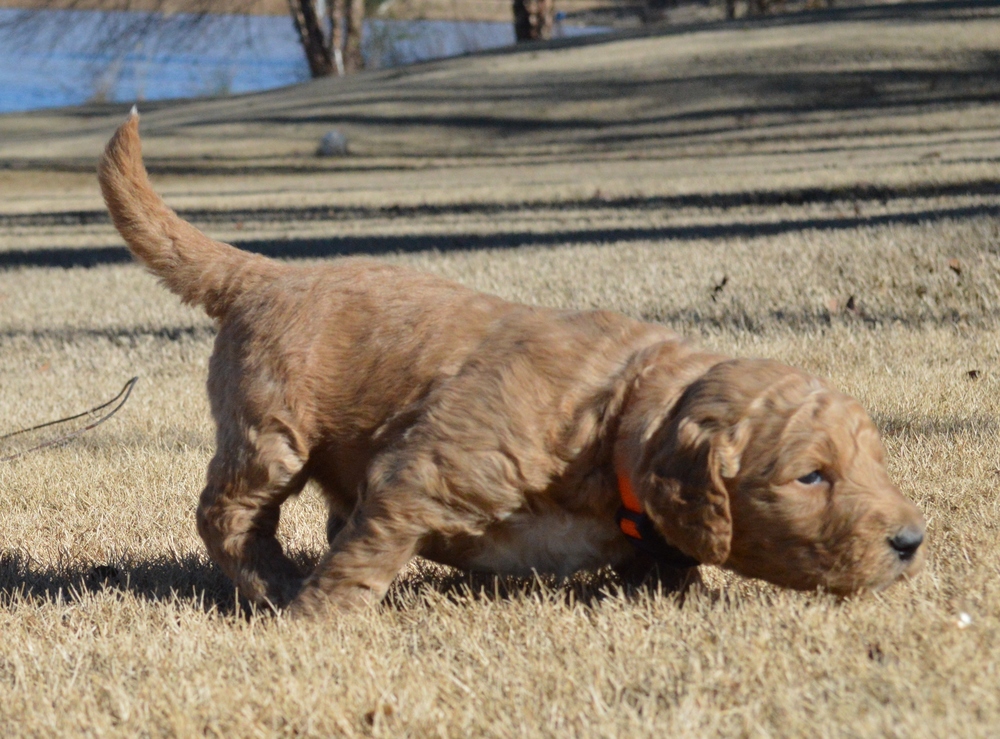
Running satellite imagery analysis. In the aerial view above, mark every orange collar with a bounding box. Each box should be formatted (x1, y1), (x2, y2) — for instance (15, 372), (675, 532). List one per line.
(615, 467), (700, 568)
(616, 469), (644, 540)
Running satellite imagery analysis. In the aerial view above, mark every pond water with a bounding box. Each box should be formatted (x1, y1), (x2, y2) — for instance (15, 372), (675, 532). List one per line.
(0, 8), (604, 114)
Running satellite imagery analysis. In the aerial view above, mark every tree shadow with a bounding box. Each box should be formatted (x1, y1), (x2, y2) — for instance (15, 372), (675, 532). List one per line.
(875, 412), (1000, 439)
(4, 177), (999, 231)
(548, 0), (1000, 50)
(2, 197), (998, 271)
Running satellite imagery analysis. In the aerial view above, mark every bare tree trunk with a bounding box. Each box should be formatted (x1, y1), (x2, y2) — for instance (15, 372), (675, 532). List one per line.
(513, 0), (554, 43)
(513, 0), (531, 41)
(537, 0), (554, 39)
(287, 0), (334, 77)
(288, 0), (364, 78)
(343, 0), (365, 73)
(329, 0), (345, 75)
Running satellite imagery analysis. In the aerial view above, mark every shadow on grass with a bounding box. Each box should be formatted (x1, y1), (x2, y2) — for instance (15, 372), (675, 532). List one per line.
(0, 549), (695, 616)
(4, 178), (999, 231)
(1, 305), (998, 353)
(875, 413), (1000, 439)
(384, 558), (698, 612)
(0, 550), (246, 615)
(2, 199), (998, 271)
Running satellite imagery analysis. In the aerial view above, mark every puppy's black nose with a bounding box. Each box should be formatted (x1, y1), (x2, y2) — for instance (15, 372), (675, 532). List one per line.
(889, 526), (924, 561)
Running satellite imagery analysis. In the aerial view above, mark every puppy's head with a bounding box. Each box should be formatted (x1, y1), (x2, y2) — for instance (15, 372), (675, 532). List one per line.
(620, 356), (926, 594)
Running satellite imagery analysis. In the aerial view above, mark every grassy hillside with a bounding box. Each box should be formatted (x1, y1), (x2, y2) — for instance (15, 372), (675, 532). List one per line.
(1, 1), (999, 735)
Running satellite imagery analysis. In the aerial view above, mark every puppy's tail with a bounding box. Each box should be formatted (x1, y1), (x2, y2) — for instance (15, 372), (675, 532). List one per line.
(98, 109), (275, 320)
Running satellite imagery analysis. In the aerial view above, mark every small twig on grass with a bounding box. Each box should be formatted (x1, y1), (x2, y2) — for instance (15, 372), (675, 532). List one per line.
(0, 377), (138, 463)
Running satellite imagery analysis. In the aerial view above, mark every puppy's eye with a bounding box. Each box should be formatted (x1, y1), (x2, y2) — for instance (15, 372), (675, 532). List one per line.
(797, 471), (824, 485)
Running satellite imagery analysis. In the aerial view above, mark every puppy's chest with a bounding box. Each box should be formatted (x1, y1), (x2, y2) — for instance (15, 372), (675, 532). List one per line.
(462, 509), (629, 578)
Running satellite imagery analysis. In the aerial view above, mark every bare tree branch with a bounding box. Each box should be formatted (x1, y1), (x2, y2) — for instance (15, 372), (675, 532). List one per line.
(0, 377), (139, 463)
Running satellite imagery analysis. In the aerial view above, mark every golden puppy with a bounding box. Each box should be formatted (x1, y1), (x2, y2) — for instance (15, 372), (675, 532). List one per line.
(98, 113), (925, 615)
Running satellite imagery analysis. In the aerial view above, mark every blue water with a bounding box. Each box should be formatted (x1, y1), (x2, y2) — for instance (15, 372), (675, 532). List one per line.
(0, 8), (603, 114)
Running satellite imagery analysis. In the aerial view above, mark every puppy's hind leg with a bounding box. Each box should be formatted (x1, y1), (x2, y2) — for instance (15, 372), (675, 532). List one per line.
(197, 425), (309, 609)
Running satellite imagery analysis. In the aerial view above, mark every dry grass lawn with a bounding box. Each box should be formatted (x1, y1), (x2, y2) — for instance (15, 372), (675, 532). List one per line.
(1, 1), (999, 735)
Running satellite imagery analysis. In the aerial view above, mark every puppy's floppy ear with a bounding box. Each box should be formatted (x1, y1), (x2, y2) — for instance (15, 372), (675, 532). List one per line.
(639, 416), (750, 565)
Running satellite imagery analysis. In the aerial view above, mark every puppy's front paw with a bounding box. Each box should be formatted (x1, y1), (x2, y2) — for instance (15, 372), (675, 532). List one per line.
(285, 582), (377, 619)
(232, 566), (304, 612)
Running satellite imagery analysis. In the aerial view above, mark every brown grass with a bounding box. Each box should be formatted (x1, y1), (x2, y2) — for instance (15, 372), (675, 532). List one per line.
(1, 3), (999, 736)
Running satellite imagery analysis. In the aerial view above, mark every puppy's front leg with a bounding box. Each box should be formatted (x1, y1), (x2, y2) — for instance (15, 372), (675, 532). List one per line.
(289, 498), (427, 617)
(289, 447), (470, 617)
(291, 421), (521, 616)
